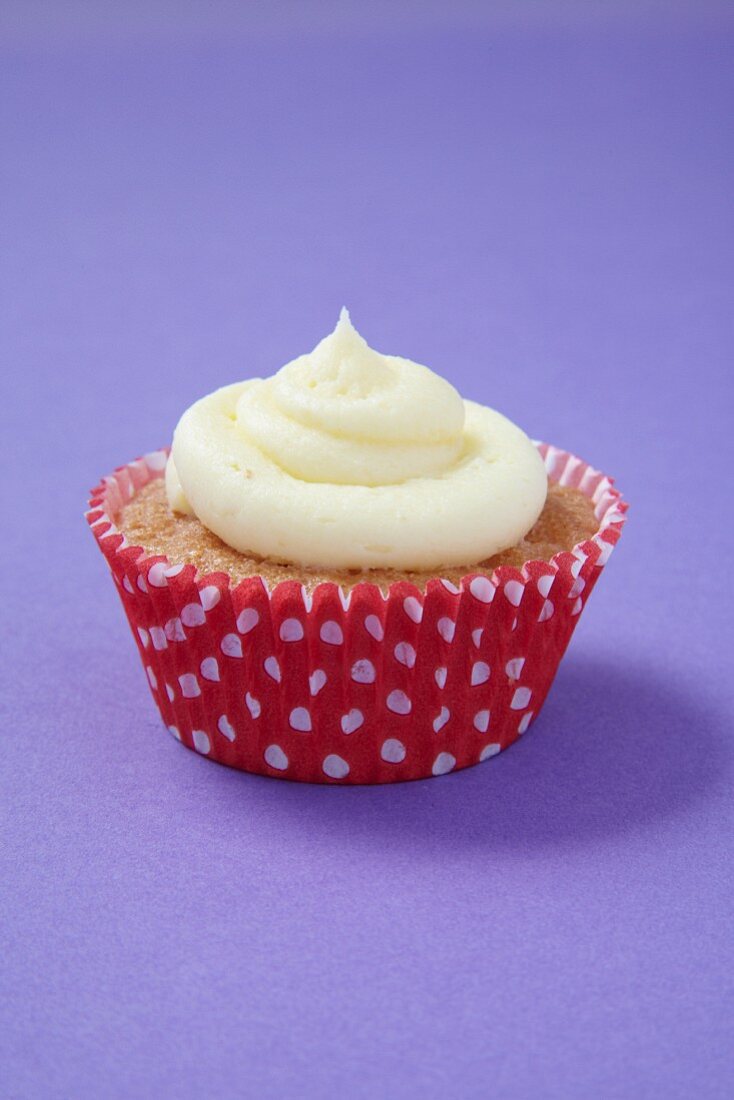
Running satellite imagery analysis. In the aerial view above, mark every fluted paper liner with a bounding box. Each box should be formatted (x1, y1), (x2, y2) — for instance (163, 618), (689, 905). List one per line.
(86, 444), (627, 783)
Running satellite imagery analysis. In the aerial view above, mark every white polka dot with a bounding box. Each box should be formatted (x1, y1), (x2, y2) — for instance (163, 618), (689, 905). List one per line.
(245, 692), (261, 719)
(471, 661), (490, 686)
(479, 742), (501, 762)
(200, 585), (220, 611)
(319, 620), (343, 645)
(433, 706), (450, 733)
(518, 711), (534, 734)
(570, 556), (584, 578)
(98, 513), (117, 534)
(351, 659), (376, 684)
(469, 576), (494, 603)
(137, 574), (148, 593)
(200, 657), (220, 682)
(511, 686), (532, 710)
(394, 641), (416, 668)
(179, 673), (200, 698)
(471, 628), (484, 648)
(309, 669), (327, 696)
(264, 656), (281, 682)
(432, 752), (456, 776)
(386, 690), (411, 715)
(192, 729), (210, 754)
(571, 596), (583, 616)
(381, 738), (406, 764)
(236, 607), (259, 634)
(505, 657), (525, 681)
(289, 707), (312, 732)
(538, 599), (554, 622)
(341, 708), (364, 734)
(164, 616), (186, 642)
(137, 627), (150, 648)
(537, 574), (554, 597)
(220, 633), (243, 658)
(149, 626), (168, 651)
(123, 576), (135, 594)
(167, 724), (181, 741)
(364, 614), (384, 641)
(280, 618), (304, 642)
(217, 714), (236, 741)
(181, 603), (206, 628)
(473, 709), (490, 733)
(146, 666), (157, 690)
(323, 754), (350, 779)
(164, 563), (185, 578)
(568, 577), (586, 599)
(165, 683), (175, 702)
(594, 536), (614, 565)
(437, 616), (456, 643)
(440, 579), (460, 594)
(504, 580), (524, 606)
(148, 562), (168, 588)
(403, 596), (423, 623)
(264, 744), (288, 771)
(434, 666), (447, 689)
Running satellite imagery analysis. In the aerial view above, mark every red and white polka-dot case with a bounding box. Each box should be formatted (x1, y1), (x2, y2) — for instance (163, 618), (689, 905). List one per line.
(87, 444), (627, 784)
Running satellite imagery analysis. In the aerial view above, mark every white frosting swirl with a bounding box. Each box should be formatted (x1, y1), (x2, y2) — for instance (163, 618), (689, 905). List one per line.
(166, 310), (547, 570)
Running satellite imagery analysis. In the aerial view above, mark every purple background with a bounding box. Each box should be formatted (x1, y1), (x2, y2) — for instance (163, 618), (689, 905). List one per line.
(2, 3), (732, 1097)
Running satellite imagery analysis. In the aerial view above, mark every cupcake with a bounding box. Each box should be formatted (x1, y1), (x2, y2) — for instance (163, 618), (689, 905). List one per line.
(87, 310), (627, 783)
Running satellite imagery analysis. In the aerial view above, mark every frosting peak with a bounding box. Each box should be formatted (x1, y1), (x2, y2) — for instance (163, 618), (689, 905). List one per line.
(166, 312), (547, 571)
(298, 307), (394, 397)
(238, 310), (465, 487)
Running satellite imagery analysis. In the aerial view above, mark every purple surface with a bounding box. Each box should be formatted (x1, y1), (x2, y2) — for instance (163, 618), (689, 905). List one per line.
(2, 4), (732, 1098)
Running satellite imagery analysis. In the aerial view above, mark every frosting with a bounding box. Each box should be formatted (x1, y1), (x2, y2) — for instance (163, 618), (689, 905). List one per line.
(166, 310), (547, 570)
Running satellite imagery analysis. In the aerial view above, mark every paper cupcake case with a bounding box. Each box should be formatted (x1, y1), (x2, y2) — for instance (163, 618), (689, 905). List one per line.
(86, 443), (627, 784)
